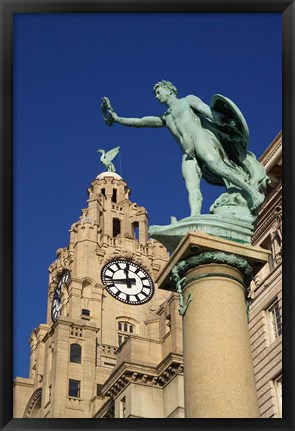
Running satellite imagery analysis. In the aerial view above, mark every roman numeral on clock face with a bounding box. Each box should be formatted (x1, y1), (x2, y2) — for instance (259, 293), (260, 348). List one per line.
(106, 267), (115, 274)
(142, 287), (150, 295)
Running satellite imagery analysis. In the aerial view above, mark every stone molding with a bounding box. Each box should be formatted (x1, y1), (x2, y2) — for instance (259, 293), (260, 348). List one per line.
(171, 251), (253, 286)
(249, 263), (282, 301)
(94, 398), (114, 418)
(252, 188), (282, 244)
(259, 132), (282, 168)
(98, 356), (183, 402)
(23, 388), (42, 418)
(167, 406), (185, 418)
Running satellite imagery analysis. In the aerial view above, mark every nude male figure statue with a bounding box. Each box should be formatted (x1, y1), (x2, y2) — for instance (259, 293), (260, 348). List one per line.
(102, 80), (267, 216)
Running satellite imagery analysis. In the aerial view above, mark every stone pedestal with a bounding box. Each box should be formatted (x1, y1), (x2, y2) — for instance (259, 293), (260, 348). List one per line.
(156, 231), (270, 418)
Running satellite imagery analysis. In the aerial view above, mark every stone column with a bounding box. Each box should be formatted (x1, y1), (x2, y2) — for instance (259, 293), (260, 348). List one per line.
(156, 231), (269, 418)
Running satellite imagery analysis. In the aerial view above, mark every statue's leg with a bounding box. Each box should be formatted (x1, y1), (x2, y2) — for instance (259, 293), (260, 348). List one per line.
(204, 154), (264, 211)
(181, 154), (202, 216)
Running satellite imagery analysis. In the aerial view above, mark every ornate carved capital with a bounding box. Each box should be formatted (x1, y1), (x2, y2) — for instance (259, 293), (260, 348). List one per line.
(170, 251), (253, 316)
(171, 251), (253, 286)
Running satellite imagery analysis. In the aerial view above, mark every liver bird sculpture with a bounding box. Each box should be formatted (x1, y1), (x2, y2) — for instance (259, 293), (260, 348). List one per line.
(97, 146), (120, 172)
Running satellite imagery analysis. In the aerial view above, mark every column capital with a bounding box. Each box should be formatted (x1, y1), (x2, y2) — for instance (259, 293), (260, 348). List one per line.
(172, 251), (253, 286)
(156, 231), (270, 292)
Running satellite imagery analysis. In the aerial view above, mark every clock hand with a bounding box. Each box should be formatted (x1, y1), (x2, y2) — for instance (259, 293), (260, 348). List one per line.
(124, 263), (130, 277)
(113, 278), (136, 283)
(123, 269), (130, 287)
(123, 263), (134, 288)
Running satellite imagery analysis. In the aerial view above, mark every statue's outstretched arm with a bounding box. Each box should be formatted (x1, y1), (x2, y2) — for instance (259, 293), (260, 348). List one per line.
(101, 96), (164, 128)
(115, 115), (165, 128)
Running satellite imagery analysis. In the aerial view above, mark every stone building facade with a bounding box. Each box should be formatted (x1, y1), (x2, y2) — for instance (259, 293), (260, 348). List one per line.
(13, 133), (282, 418)
(248, 131), (282, 418)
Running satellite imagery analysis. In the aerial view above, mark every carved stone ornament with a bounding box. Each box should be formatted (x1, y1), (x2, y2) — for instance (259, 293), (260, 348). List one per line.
(171, 251), (253, 286)
(170, 251), (253, 316)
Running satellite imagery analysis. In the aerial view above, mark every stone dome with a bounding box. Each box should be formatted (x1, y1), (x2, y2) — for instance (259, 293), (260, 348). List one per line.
(96, 171), (122, 180)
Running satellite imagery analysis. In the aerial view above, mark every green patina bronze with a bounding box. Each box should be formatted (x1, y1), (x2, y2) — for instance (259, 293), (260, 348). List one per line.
(97, 146), (120, 173)
(102, 80), (269, 250)
(170, 274), (192, 317)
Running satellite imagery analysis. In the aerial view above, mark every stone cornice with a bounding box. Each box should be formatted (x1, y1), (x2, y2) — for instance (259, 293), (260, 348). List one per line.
(249, 263), (282, 303)
(259, 132), (282, 168)
(43, 317), (99, 340)
(93, 397), (114, 418)
(13, 377), (34, 388)
(156, 352), (183, 375)
(99, 361), (156, 399)
(252, 189), (282, 245)
(99, 354), (183, 401)
(156, 231), (270, 291)
(167, 406), (185, 418)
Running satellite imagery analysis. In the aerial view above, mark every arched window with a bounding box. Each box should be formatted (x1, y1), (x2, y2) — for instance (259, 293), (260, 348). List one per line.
(70, 343), (81, 364)
(117, 321), (135, 346)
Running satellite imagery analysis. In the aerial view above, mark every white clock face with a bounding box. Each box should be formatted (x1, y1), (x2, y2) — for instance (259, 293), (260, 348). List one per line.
(101, 260), (154, 305)
(51, 271), (71, 322)
(51, 292), (62, 322)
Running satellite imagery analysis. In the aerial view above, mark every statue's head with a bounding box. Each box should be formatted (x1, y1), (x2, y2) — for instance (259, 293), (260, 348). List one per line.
(153, 80), (178, 97)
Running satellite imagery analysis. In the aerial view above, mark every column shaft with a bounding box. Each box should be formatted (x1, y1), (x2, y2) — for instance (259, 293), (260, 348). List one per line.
(182, 263), (259, 418)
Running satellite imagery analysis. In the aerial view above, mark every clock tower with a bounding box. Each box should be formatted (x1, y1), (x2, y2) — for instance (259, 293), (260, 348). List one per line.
(14, 170), (186, 418)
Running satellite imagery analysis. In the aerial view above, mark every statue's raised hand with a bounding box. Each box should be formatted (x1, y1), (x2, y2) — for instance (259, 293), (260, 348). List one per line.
(101, 97), (118, 126)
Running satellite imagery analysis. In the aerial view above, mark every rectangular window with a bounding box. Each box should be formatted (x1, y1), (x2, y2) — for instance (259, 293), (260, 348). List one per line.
(111, 189), (117, 203)
(70, 344), (82, 363)
(68, 379), (80, 398)
(81, 308), (90, 316)
(113, 218), (121, 237)
(267, 301), (282, 343)
(132, 222), (139, 240)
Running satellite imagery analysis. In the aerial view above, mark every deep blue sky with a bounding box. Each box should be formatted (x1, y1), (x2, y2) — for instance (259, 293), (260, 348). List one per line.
(13, 13), (282, 378)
